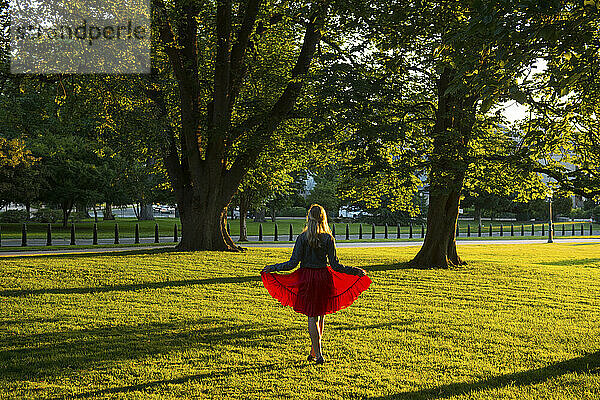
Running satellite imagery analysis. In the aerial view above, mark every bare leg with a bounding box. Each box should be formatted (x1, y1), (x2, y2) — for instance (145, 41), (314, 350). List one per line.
(311, 315), (325, 358)
(318, 315), (325, 336)
(308, 316), (322, 359)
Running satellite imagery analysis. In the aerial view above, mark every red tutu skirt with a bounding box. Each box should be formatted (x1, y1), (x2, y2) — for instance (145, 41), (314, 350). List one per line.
(261, 266), (372, 316)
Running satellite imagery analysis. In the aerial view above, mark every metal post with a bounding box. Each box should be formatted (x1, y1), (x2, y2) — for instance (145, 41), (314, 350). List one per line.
(371, 224), (375, 239)
(345, 224), (349, 240)
(274, 223), (278, 241)
(46, 223), (52, 246)
(467, 224), (470, 237)
(70, 223), (76, 245)
(21, 223), (27, 247)
(93, 223), (98, 245)
(289, 224), (293, 241)
(173, 224), (178, 242)
(332, 224), (336, 238)
(135, 223), (140, 244)
(155, 224), (159, 243)
(489, 224), (493, 237)
(259, 224), (263, 241)
(114, 223), (119, 244)
(384, 224), (388, 239)
(548, 197), (554, 243)
(359, 224), (363, 239)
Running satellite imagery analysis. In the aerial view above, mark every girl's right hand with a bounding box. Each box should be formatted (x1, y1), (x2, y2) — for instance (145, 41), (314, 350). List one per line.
(261, 265), (273, 274)
(356, 268), (367, 277)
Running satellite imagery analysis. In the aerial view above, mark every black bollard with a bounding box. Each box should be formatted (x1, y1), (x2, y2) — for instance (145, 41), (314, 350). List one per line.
(155, 224), (159, 243)
(135, 223), (140, 244)
(562, 224), (565, 236)
(511, 224), (514, 236)
(0, 225), (2, 247)
(467, 224), (471, 237)
(500, 225), (503, 237)
(259, 224), (263, 241)
(93, 223), (98, 245)
(274, 223), (278, 241)
(572, 224), (575, 236)
(227, 222), (231, 236)
(478, 224), (482, 237)
(289, 224), (293, 241)
(581, 224), (584, 236)
(173, 224), (178, 242)
(70, 223), (76, 245)
(542, 223), (545, 236)
(21, 223), (27, 247)
(531, 224), (535, 236)
(489, 224), (493, 237)
(590, 223), (593, 236)
(46, 223), (52, 246)
(456, 225), (459, 237)
(421, 224), (425, 238)
(397, 224), (401, 239)
(409, 224), (413, 239)
(346, 224), (350, 240)
(359, 224), (363, 239)
(371, 224), (376, 239)
(114, 223), (119, 244)
(521, 224), (524, 236)
(332, 224), (336, 238)
(385, 224), (388, 239)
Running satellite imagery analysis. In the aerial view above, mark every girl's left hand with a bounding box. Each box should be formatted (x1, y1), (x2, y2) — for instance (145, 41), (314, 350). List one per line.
(261, 265), (273, 274)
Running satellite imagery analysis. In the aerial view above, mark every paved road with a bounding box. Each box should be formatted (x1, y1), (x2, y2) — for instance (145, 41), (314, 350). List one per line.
(1, 238), (599, 257)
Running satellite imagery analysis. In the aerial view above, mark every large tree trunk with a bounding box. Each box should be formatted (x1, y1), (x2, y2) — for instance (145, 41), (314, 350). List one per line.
(176, 187), (239, 251)
(103, 202), (115, 220)
(239, 194), (249, 242)
(139, 202), (155, 220)
(410, 176), (465, 268)
(254, 207), (266, 222)
(61, 199), (73, 228)
(409, 67), (475, 268)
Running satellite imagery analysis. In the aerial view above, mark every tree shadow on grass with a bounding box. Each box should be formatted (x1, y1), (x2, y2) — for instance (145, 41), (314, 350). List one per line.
(1, 247), (178, 260)
(535, 258), (600, 267)
(329, 320), (414, 331)
(0, 318), (299, 382)
(366, 262), (415, 272)
(367, 351), (600, 399)
(67, 363), (287, 399)
(0, 275), (262, 297)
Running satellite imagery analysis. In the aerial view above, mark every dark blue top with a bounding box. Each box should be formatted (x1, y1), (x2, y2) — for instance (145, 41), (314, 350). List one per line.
(267, 231), (360, 275)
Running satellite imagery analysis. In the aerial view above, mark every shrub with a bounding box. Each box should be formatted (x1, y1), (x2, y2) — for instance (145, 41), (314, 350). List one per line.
(570, 208), (592, 220)
(0, 209), (30, 223)
(593, 206), (600, 223)
(33, 208), (62, 223)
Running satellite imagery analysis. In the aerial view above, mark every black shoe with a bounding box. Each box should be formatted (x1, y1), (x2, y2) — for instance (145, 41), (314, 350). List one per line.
(307, 354), (316, 361)
(315, 356), (325, 365)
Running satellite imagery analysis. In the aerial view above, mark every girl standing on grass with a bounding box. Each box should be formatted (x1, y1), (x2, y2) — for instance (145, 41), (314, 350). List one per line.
(261, 204), (371, 365)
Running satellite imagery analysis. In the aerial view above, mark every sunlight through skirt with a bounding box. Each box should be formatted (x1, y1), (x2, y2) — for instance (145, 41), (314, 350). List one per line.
(261, 266), (372, 316)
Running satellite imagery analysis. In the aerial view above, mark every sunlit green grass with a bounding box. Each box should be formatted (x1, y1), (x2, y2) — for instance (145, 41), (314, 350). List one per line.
(1, 244), (600, 399)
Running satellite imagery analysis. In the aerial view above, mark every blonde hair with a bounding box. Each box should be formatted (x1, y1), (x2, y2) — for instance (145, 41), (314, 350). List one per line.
(302, 204), (333, 248)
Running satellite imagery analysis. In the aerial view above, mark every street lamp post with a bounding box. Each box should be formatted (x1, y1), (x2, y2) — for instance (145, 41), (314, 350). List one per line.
(548, 195), (554, 243)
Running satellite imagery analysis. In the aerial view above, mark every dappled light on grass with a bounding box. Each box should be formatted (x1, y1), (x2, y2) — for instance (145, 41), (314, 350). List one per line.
(1, 244), (600, 398)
